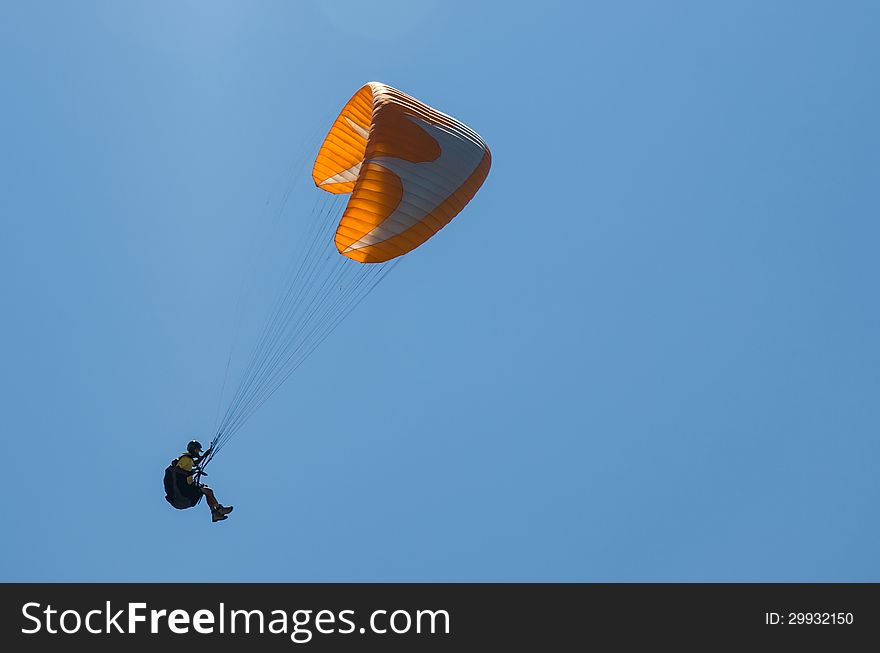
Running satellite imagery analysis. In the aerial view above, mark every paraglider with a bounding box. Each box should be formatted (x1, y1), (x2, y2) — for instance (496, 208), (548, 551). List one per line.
(166, 82), (491, 511)
(164, 440), (234, 523)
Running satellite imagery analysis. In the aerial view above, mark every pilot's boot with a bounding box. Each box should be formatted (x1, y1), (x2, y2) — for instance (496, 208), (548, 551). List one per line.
(212, 508), (228, 523)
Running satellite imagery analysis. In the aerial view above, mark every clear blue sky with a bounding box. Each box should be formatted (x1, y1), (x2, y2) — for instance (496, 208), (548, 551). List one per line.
(1, 1), (878, 582)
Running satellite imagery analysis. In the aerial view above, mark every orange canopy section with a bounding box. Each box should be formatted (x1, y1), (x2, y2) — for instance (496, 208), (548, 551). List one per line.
(312, 82), (491, 263)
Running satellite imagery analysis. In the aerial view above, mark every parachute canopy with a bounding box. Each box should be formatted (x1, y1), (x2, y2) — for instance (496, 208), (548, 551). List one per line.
(312, 82), (492, 263)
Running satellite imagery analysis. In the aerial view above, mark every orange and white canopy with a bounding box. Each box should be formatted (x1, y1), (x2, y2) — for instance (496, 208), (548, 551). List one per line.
(312, 82), (491, 263)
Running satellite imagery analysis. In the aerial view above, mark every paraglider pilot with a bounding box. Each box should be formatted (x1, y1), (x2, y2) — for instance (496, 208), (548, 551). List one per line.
(164, 440), (233, 523)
